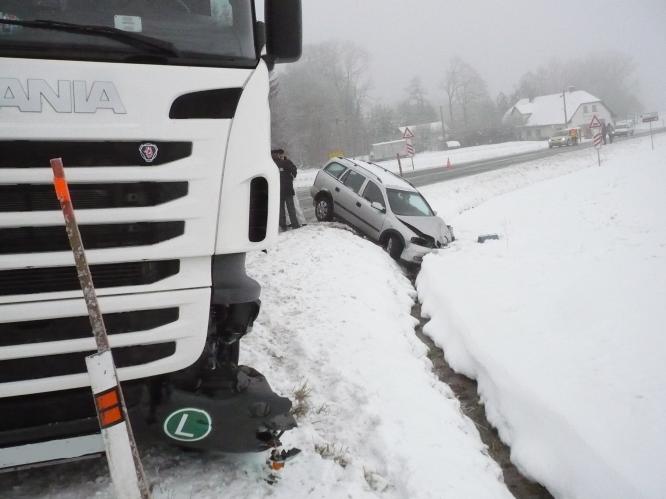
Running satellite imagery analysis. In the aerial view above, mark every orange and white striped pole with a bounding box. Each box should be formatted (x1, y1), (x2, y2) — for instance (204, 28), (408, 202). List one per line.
(51, 158), (151, 499)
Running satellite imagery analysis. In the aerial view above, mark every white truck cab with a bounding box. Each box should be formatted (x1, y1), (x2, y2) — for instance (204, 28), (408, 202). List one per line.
(0, 0), (301, 471)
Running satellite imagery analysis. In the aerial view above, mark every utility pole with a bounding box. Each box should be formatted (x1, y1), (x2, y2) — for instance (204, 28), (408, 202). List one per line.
(439, 105), (447, 148)
(562, 89), (568, 126)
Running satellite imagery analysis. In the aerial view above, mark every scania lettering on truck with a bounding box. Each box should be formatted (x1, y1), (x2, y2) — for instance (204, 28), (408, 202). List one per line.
(0, 0), (301, 471)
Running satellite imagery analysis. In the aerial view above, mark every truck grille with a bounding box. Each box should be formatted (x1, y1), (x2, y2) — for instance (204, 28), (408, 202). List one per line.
(0, 343), (176, 383)
(0, 182), (188, 212)
(0, 308), (179, 347)
(0, 260), (180, 296)
(0, 222), (185, 255)
(0, 141), (192, 168)
(0, 384), (146, 435)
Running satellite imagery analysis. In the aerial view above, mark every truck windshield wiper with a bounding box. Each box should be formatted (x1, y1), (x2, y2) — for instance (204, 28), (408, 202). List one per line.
(0, 19), (179, 57)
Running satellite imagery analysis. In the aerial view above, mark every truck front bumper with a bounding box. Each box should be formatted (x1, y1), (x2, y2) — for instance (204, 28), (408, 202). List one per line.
(153, 365), (296, 453)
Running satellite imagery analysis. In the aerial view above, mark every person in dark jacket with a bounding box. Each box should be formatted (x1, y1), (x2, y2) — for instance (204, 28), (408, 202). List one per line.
(601, 121), (608, 145)
(271, 149), (300, 230)
(607, 121), (614, 144)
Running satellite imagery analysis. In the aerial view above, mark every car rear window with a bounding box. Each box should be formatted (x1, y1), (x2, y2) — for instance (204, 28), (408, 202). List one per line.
(343, 170), (366, 194)
(324, 162), (348, 179)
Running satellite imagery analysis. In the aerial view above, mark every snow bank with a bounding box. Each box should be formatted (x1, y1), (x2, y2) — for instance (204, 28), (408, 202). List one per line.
(4, 225), (511, 499)
(417, 134), (666, 499)
(241, 225), (512, 499)
(418, 144), (601, 222)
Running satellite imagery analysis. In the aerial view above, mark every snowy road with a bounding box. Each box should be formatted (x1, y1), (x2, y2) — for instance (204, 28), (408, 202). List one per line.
(296, 128), (665, 222)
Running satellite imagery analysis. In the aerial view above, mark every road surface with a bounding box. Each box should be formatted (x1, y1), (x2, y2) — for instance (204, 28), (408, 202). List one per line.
(296, 128), (664, 223)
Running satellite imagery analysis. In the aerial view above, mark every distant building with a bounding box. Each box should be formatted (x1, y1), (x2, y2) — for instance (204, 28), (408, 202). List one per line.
(504, 89), (613, 140)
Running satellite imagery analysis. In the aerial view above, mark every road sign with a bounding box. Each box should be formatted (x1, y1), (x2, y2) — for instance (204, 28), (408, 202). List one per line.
(402, 127), (415, 139)
(589, 115), (602, 129)
(641, 112), (658, 150)
(642, 112), (659, 123)
(593, 132), (603, 148)
(593, 133), (603, 166)
(405, 141), (415, 156)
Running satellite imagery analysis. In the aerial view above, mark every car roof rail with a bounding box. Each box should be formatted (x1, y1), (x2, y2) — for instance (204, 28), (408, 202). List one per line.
(341, 157), (383, 184)
(365, 160), (419, 189)
(341, 156), (419, 191)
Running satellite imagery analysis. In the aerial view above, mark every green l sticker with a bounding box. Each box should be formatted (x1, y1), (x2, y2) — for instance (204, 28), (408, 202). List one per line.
(163, 408), (212, 442)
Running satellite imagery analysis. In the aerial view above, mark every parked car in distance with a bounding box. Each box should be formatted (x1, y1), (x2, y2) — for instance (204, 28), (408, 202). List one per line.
(613, 120), (635, 137)
(310, 157), (454, 263)
(548, 128), (579, 148)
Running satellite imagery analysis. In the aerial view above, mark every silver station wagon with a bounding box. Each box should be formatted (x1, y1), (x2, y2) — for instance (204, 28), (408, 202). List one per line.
(310, 157), (454, 263)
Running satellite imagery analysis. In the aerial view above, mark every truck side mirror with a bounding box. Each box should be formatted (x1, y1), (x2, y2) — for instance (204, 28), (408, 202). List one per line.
(264, 0), (302, 65)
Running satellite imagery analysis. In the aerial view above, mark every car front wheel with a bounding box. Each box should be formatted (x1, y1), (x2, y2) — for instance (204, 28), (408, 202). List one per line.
(315, 195), (333, 222)
(384, 234), (404, 260)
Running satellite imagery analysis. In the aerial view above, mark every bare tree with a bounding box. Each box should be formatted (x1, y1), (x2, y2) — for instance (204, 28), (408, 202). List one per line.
(397, 77), (437, 127)
(367, 103), (398, 145)
(442, 58), (466, 127)
(510, 52), (642, 116)
(270, 41), (372, 165)
(443, 58), (492, 131)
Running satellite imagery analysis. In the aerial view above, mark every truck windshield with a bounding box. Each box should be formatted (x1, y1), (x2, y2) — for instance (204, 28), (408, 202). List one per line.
(0, 0), (257, 67)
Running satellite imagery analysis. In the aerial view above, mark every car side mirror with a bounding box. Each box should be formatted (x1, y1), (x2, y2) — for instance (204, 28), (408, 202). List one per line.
(371, 201), (386, 213)
(264, 0), (302, 65)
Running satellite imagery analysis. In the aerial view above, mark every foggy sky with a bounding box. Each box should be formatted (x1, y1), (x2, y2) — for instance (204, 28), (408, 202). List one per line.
(282, 0), (666, 110)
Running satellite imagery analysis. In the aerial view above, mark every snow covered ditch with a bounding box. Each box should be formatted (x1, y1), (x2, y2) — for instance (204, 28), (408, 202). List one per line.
(417, 134), (666, 499)
(4, 225), (512, 498)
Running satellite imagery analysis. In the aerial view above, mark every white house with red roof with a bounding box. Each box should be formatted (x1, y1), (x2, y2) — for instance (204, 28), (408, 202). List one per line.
(504, 89), (613, 140)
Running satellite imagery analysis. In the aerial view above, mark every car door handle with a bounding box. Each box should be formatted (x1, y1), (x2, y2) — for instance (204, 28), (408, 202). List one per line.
(356, 202), (361, 207)
(335, 187), (340, 192)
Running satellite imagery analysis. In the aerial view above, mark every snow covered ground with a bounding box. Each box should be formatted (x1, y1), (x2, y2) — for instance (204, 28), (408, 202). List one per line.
(417, 134), (666, 499)
(3, 225), (512, 498)
(6, 134), (664, 498)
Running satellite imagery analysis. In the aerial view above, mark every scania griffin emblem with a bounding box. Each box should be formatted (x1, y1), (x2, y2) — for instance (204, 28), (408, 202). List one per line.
(139, 143), (159, 163)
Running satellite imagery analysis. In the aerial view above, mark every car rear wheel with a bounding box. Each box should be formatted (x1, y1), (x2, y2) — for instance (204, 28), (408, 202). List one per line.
(315, 195), (333, 222)
(384, 234), (404, 260)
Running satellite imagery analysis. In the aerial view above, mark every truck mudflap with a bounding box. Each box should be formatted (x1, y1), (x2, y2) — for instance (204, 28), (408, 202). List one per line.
(151, 366), (296, 453)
